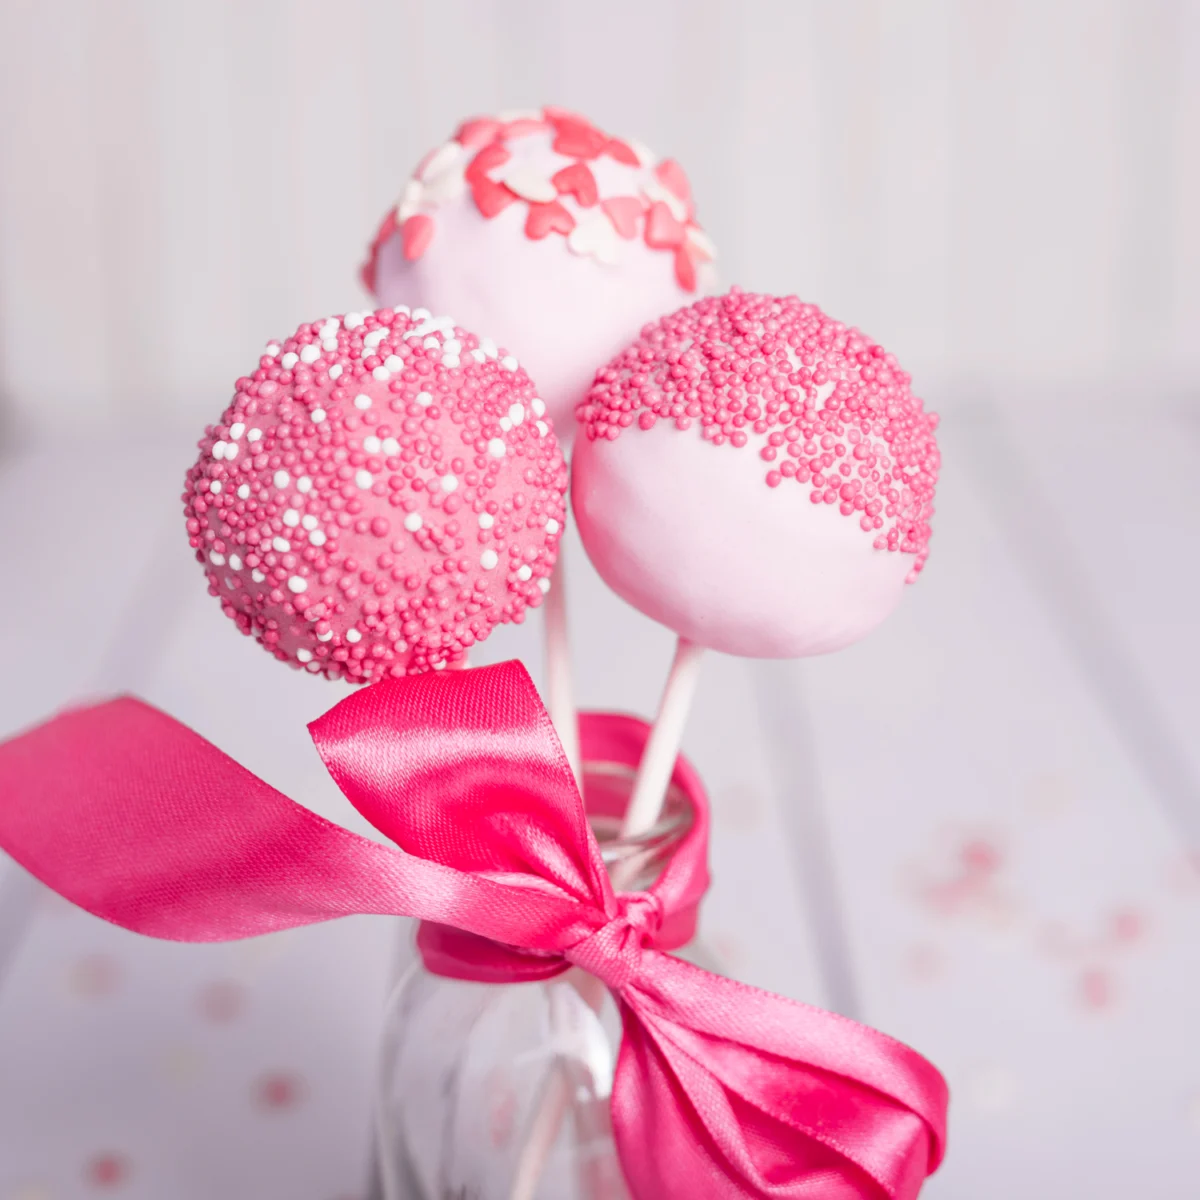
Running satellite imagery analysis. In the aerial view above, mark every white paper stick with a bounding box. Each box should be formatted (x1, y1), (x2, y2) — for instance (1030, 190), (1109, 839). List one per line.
(544, 553), (582, 787)
(620, 636), (705, 838)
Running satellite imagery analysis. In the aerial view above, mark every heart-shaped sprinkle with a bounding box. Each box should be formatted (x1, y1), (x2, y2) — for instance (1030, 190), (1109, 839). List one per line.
(497, 164), (558, 204)
(686, 225), (718, 262)
(419, 141), (463, 181)
(501, 117), (546, 139)
(470, 174), (517, 219)
(654, 158), (692, 207)
(674, 244), (698, 291)
(601, 196), (642, 239)
(604, 138), (641, 167)
(568, 211), (620, 264)
(525, 200), (576, 239)
(552, 162), (599, 207)
(645, 200), (686, 249)
(455, 117), (502, 149)
(402, 214), (435, 260)
(466, 143), (511, 180)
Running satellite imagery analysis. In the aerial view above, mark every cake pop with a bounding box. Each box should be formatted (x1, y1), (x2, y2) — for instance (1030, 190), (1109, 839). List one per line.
(183, 308), (567, 684)
(571, 288), (940, 833)
(362, 106), (717, 442)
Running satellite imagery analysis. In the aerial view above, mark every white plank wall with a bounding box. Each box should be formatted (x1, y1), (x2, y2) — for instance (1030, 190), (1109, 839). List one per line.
(0, 0), (1198, 440)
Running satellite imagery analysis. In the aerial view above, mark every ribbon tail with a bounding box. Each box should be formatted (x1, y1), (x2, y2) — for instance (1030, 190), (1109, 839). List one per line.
(0, 698), (468, 941)
(610, 954), (947, 1199)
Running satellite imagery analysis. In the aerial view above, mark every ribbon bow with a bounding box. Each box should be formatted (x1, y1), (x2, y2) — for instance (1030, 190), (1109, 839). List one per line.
(0, 661), (947, 1199)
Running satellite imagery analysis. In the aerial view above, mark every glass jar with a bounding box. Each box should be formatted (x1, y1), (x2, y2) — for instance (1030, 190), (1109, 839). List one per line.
(372, 741), (700, 1200)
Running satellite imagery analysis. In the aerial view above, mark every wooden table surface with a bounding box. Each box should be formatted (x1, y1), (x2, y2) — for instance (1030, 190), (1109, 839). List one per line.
(1, 392), (1198, 1199)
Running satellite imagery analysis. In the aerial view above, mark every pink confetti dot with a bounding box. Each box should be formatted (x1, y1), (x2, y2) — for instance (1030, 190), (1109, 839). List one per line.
(198, 979), (246, 1023)
(255, 1071), (306, 1111)
(85, 1153), (130, 1188)
(69, 954), (121, 998)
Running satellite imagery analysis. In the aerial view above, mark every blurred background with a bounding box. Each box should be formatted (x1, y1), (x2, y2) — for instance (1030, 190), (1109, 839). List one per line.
(0, 1), (1197, 1198)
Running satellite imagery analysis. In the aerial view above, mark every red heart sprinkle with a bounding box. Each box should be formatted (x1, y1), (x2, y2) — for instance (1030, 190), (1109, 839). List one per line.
(552, 162), (599, 207)
(601, 196), (642, 239)
(502, 117), (546, 139)
(401, 214), (434, 260)
(471, 175), (517, 219)
(654, 158), (693, 207)
(455, 117), (502, 149)
(525, 200), (576, 239)
(466, 143), (511, 180)
(645, 200), (686, 249)
(604, 138), (641, 167)
(674, 244), (698, 292)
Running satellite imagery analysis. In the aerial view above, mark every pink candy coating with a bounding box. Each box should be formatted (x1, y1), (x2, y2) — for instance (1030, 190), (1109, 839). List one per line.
(572, 289), (940, 658)
(183, 308), (567, 683)
(364, 107), (717, 445)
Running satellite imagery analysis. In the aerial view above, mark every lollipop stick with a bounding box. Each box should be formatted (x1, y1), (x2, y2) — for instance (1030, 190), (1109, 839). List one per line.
(544, 553), (582, 787)
(621, 636), (705, 838)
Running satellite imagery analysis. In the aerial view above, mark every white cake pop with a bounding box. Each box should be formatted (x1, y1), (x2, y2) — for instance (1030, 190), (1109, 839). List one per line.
(362, 107), (717, 444)
(572, 288), (940, 659)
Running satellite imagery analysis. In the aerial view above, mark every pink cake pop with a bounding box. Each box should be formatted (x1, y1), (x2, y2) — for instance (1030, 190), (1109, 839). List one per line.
(183, 308), (567, 684)
(572, 288), (940, 660)
(362, 106), (717, 442)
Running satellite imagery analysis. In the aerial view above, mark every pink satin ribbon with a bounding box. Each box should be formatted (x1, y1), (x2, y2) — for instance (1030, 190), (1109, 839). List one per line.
(0, 660), (947, 1198)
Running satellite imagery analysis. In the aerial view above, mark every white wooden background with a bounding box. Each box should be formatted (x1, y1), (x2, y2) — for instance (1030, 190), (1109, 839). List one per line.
(0, 0), (1198, 439)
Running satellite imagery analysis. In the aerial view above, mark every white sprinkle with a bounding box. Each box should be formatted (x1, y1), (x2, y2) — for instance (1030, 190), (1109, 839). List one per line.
(354, 393), (372, 410)
(301, 514), (318, 531)
(317, 629), (334, 642)
(310, 409), (326, 423)
(363, 328), (387, 350)
(274, 469), (290, 489)
(247, 427), (263, 441)
(440, 474), (458, 492)
(224, 576), (235, 589)
(296, 648), (313, 663)
(225, 442), (239, 460)
(531, 398), (546, 417)
(384, 355), (403, 373)
(273, 536), (290, 552)
(356, 469), (373, 489)
(545, 518), (560, 534)
(517, 565), (533, 581)
(478, 512), (495, 529)
(265, 342), (281, 356)
(536, 420), (549, 437)
(382, 437), (400, 455)
(287, 575), (308, 593)
(229, 554), (243, 570)
(305, 661), (322, 673)
(499, 417), (513, 432)
(320, 318), (340, 337)
(327, 364), (343, 380)
(209, 480), (222, 493)
(372, 366), (391, 381)
(230, 422), (246, 439)
(501, 355), (518, 371)
(471, 348), (487, 363)
(423, 336), (440, 350)
(480, 338), (499, 358)
(442, 354), (460, 369)
(252, 569), (266, 583)
(209, 551), (226, 565)
(345, 627), (362, 643)
(299, 344), (320, 364)
(212, 441), (227, 459)
(297, 476), (313, 493)
(283, 508), (300, 527)
(344, 311), (365, 329)
(237, 484), (251, 499)
(281, 352), (299, 369)
(416, 392), (432, 407)
(321, 338), (338, 352)
(487, 438), (506, 458)
(412, 307), (431, 322)
(538, 577), (551, 594)
(480, 549), (499, 569)
(309, 530), (326, 546)
(363, 435), (382, 453)
(442, 338), (461, 356)
(393, 304), (411, 316)
(404, 512), (423, 532)
(508, 403), (525, 425)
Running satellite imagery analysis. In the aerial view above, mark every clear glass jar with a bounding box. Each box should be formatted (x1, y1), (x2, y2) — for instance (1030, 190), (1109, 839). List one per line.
(372, 758), (696, 1200)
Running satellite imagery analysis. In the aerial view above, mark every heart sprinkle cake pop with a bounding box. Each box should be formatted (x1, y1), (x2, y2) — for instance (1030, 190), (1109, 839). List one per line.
(362, 106), (717, 440)
(573, 288), (940, 660)
(183, 308), (567, 683)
